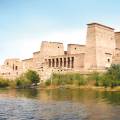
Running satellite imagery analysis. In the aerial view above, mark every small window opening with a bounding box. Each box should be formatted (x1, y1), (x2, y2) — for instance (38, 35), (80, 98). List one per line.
(108, 59), (110, 62)
(15, 66), (18, 70)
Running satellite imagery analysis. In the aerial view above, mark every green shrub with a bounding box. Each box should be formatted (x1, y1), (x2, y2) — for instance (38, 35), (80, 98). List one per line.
(0, 78), (10, 88)
(45, 73), (86, 86)
(16, 74), (32, 88)
(73, 73), (86, 86)
(106, 64), (120, 88)
(25, 70), (40, 85)
(88, 72), (102, 86)
(15, 70), (40, 88)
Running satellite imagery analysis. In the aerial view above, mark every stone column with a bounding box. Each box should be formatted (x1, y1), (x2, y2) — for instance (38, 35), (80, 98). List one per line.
(60, 58), (62, 67)
(52, 59), (55, 67)
(56, 58), (59, 67)
(67, 57), (70, 68)
(54, 58), (56, 68)
(48, 59), (51, 67)
(64, 58), (66, 68)
(71, 57), (74, 68)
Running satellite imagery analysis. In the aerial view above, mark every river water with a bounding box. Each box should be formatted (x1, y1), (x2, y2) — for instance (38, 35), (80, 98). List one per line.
(0, 88), (120, 120)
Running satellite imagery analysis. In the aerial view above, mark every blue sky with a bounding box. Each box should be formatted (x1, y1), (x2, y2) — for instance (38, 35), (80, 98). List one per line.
(0, 0), (120, 64)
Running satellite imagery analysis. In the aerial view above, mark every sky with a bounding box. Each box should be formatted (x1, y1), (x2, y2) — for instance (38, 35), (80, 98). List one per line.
(0, 0), (120, 64)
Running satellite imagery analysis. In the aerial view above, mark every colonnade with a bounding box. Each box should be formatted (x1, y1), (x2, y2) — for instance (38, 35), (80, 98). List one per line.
(48, 57), (74, 68)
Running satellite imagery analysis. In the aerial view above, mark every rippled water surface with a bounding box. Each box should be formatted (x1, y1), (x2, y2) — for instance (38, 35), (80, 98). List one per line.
(0, 88), (120, 120)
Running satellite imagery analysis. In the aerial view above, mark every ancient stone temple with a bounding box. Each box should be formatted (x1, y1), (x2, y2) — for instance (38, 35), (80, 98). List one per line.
(1, 22), (120, 82)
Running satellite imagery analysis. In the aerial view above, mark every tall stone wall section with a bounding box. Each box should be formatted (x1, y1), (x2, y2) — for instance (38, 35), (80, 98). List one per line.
(84, 24), (97, 70)
(115, 32), (120, 49)
(112, 32), (120, 64)
(85, 23), (115, 70)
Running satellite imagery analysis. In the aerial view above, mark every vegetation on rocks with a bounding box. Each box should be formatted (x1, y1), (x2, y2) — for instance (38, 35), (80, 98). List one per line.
(45, 64), (120, 89)
(87, 64), (120, 88)
(0, 64), (120, 89)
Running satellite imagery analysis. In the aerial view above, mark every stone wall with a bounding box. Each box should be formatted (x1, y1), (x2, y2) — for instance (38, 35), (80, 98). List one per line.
(67, 44), (85, 54)
(84, 23), (97, 69)
(40, 41), (64, 57)
(32, 51), (41, 70)
(46, 53), (85, 72)
(115, 32), (120, 49)
(4, 58), (22, 70)
(85, 23), (115, 70)
(0, 59), (23, 79)
(22, 58), (33, 71)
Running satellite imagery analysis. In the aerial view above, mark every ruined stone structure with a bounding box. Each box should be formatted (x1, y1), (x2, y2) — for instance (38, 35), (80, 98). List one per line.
(1, 22), (120, 82)
(0, 59), (23, 79)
